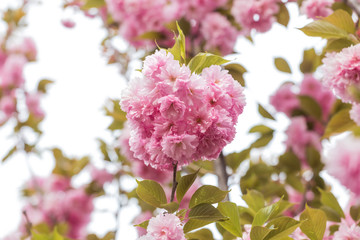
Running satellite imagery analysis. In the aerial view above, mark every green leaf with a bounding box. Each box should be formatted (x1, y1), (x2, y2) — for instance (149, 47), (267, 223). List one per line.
(264, 217), (302, 240)
(323, 108), (356, 138)
(52, 148), (89, 177)
(274, 57), (291, 73)
(249, 125), (274, 134)
(323, 10), (355, 34)
(136, 31), (165, 40)
(298, 95), (322, 121)
(318, 188), (345, 219)
(299, 20), (349, 39)
(183, 219), (213, 233)
(185, 228), (214, 240)
(81, 0), (105, 9)
(258, 104), (275, 120)
(250, 133), (273, 148)
(306, 146), (324, 172)
(168, 22), (186, 64)
(325, 38), (353, 52)
(134, 220), (149, 230)
(226, 148), (250, 172)
(320, 206), (341, 222)
(300, 205), (327, 240)
(242, 190), (265, 213)
(275, 3), (290, 27)
(160, 202), (179, 213)
(278, 151), (301, 173)
(97, 139), (111, 161)
(217, 202), (242, 237)
(189, 185), (229, 208)
(104, 99), (127, 131)
(2, 145), (17, 162)
(300, 48), (321, 73)
(250, 226), (274, 240)
(188, 53), (229, 74)
(252, 201), (281, 226)
(188, 203), (228, 221)
(37, 79), (54, 93)
(176, 169), (199, 203)
(331, 2), (353, 15)
(224, 63), (247, 87)
(350, 205), (360, 222)
(136, 180), (167, 208)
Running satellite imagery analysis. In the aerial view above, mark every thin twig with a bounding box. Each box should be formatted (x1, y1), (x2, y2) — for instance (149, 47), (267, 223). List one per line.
(170, 162), (178, 202)
(22, 210), (32, 236)
(217, 151), (230, 201)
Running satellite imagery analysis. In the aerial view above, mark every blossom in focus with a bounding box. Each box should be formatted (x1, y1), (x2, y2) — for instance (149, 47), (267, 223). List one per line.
(321, 44), (360, 103)
(300, 0), (334, 19)
(231, 0), (279, 35)
(325, 135), (360, 197)
(200, 12), (238, 55)
(138, 213), (186, 240)
(121, 50), (245, 170)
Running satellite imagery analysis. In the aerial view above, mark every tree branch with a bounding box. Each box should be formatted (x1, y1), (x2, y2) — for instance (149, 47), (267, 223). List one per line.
(170, 162), (178, 202)
(216, 151), (230, 201)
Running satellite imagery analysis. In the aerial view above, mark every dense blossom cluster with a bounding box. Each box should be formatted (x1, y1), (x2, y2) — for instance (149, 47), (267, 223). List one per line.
(138, 213), (186, 240)
(0, 37), (44, 124)
(8, 175), (94, 239)
(300, 0), (334, 19)
(121, 50), (245, 170)
(321, 44), (360, 103)
(231, 0), (280, 35)
(271, 75), (335, 164)
(325, 135), (360, 197)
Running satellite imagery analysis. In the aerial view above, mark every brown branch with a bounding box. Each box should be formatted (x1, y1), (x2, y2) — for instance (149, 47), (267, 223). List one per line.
(170, 162), (178, 202)
(216, 151), (230, 201)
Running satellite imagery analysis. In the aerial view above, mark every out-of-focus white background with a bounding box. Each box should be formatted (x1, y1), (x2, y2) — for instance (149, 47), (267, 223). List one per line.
(0, 1), (350, 239)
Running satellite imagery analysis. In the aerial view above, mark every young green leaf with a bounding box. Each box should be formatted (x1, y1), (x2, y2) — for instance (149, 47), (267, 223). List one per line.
(189, 185), (229, 208)
(249, 125), (274, 134)
(250, 226), (274, 240)
(275, 3), (290, 27)
(2, 145), (17, 162)
(188, 203), (228, 221)
(185, 228), (215, 240)
(134, 220), (149, 230)
(323, 108), (357, 139)
(224, 63), (247, 87)
(300, 205), (327, 240)
(217, 202), (242, 237)
(183, 219), (213, 233)
(160, 202), (179, 213)
(298, 95), (322, 121)
(188, 53), (229, 74)
(274, 57), (291, 73)
(299, 20), (349, 39)
(242, 190), (265, 213)
(258, 104), (275, 120)
(136, 180), (167, 208)
(176, 169), (199, 203)
(81, 0), (105, 10)
(168, 22), (186, 64)
(318, 188), (345, 219)
(264, 217), (302, 240)
(323, 9), (355, 34)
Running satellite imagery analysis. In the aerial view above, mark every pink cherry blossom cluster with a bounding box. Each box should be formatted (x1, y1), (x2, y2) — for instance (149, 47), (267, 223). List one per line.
(120, 50), (245, 170)
(138, 213), (186, 240)
(271, 75), (335, 165)
(271, 74), (335, 120)
(231, 0), (280, 35)
(300, 0), (334, 19)
(325, 135), (360, 198)
(0, 37), (44, 124)
(118, 123), (172, 183)
(12, 175), (94, 239)
(321, 44), (360, 125)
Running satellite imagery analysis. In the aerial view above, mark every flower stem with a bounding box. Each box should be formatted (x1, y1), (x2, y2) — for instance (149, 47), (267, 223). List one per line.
(170, 162), (178, 202)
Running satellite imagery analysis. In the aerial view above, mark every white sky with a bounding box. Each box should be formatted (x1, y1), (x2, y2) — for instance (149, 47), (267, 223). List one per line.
(0, 1), (350, 239)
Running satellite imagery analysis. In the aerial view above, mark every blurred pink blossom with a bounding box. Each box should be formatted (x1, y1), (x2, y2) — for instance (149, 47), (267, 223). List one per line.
(300, 0), (334, 19)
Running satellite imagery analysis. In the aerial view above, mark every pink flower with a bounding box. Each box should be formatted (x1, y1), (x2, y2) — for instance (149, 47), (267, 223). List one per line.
(350, 103), (360, 125)
(141, 213), (186, 240)
(0, 95), (16, 118)
(300, 0), (334, 19)
(321, 44), (360, 103)
(231, 0), (279, 35)
(13, 37), (37, 61)
(285, 117), (321, 165)
(325, 135), (360, 197)
(200, 13), (238, 55)
(181, 0), (227, 21)
(121, 51), (245, 170)
(299, 74), (335, 120)
(90, 166), (113, 186)
(61, 19), (76, 28)
(270, 83), (299, 117)
(26, 93), (45, 119)
(333, 219), (360, 239)
(0, 54), (27, 89)
(133, 211), (153, 236)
